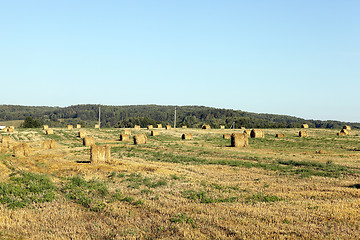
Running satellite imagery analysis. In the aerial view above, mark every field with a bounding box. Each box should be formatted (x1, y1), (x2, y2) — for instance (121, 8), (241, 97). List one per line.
(0, 127), (360, 239)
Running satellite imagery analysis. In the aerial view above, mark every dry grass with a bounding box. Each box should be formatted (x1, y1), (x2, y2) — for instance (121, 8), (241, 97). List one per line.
(0, 127), (359, 239)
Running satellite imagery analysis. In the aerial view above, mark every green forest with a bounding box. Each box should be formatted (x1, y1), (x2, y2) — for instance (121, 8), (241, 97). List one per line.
(0, 104), (358, 129)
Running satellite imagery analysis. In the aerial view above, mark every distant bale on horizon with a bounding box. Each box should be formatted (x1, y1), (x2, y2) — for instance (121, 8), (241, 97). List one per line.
(301, 124), (309, 128)
(157, 124), (162, 128)
(165, 125), (172, 130)
(134, 125), (141, 130)
(147, 125), (153, 130)
(275, 134), (285, 138)
(46, 129), (54, 135)
(202, 125), (211, 129)
(343, 125), (351, 131)
(67, 125), (73, 130)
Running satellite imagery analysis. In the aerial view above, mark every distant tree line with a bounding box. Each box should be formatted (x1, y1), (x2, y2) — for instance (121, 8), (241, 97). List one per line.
(0, 104), (358, 129)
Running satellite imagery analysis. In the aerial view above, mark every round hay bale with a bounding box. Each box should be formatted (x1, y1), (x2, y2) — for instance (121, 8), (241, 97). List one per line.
(83, 136), (95, 146)
(120, 134), (130, 141)
(151, 130), (159, 136)
(223, 134), (231, 139)
(46, 129), (54, 135)
(343, 125), (351, 131)
(78, 131), (87, 138)
(1, 136), (10, 148)
(202, 125), (211, 129)
(275, 134), (285, 138)
(165, 125), (172, 130)
(134, 134), (147, 145)
(67, 125), (73, 130)
(299, 131), (308, 137)
(182, 133), (193, 140)
(134, 125), (141, 130)
(157, 124), (162, 129)
(90, 145), (111, 163)
(243, 129), (252, 136)
(301, 124), (309, 128)
(147, 125), (153, 130)
(250, 129), (264, 138)
(231, 133), (249, 147)
(43, 139), (57, 149)
(13, 143), (30, 157)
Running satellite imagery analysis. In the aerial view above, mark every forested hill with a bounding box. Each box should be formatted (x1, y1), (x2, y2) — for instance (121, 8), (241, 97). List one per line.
(0, 104), (359, 129)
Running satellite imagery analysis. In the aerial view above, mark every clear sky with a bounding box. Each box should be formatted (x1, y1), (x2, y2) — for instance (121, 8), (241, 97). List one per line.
(1, 1), (359, 122)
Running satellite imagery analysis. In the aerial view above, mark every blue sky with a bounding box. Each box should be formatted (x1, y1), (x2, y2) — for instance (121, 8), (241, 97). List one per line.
(1, 1), (359, 122)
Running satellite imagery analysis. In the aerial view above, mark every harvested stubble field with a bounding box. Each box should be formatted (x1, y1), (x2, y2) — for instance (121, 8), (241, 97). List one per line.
(0, 127), (360, 239)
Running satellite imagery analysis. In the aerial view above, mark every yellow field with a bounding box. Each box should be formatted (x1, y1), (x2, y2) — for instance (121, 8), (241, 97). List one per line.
(0, 127), (359, 239)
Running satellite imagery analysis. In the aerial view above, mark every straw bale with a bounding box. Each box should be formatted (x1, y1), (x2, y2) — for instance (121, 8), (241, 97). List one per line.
(67, 125), (73, 130)
(299, 131), (308, 137)
(90, 145), (111, 163)
(202, 125), (211, 129)
(147, 125), (153, 130)
(220, 125), (225, 129)
(95, 124), (100, 129)
(157, 124), (162, 128)
(43, 125), (49, 130)
(165, 125), (172, 130)
(9, 126), (14, 130)
(301, 124), (309, 128)
(124, 129), (131, 135)
(1, 136), (10, 148)
(13, 143), (30, 157)
(83, 136), (95, 146)
(182, 133), (193, 140)
(275, 134), (285, 138)
(6, 128), (14, 133)
(223, 134), (231, 139)
(76, 124), (81, 129)
(182, 126), (187, 129)
(134, 134), (147, 145)
(120, 134), (130, 141)
(46, 129), (54, 135)
(343, 125), (351, 131)
(43, 140), (57, 149)
(340, 129), (349, 135)
(134, 125), (141, 130)
(250, 129), (264, 138)
(243, 130), (252, 136)
(78, 131), (86, 138)
(151, 130), (159, 136)
(231, 133), (249, 147)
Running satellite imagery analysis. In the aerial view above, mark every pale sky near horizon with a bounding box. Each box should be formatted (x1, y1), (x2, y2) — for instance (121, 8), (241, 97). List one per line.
(1, 1), (359, 122)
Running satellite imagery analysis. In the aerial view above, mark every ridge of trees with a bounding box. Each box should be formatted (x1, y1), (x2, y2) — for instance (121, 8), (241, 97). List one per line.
(0, 104), (358, 129)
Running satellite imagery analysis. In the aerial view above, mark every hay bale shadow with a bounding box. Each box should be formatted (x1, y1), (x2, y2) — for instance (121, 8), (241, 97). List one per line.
(346, 184), (360, 189)
(76, 160), (91, 163)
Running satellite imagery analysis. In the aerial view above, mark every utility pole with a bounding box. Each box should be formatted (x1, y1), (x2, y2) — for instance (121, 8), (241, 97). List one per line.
(174, 107), (177, 128)
(98, 105), (101, 129)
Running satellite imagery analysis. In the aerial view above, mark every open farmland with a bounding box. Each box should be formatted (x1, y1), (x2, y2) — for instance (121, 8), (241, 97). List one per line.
(0, 127), (360, 239)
